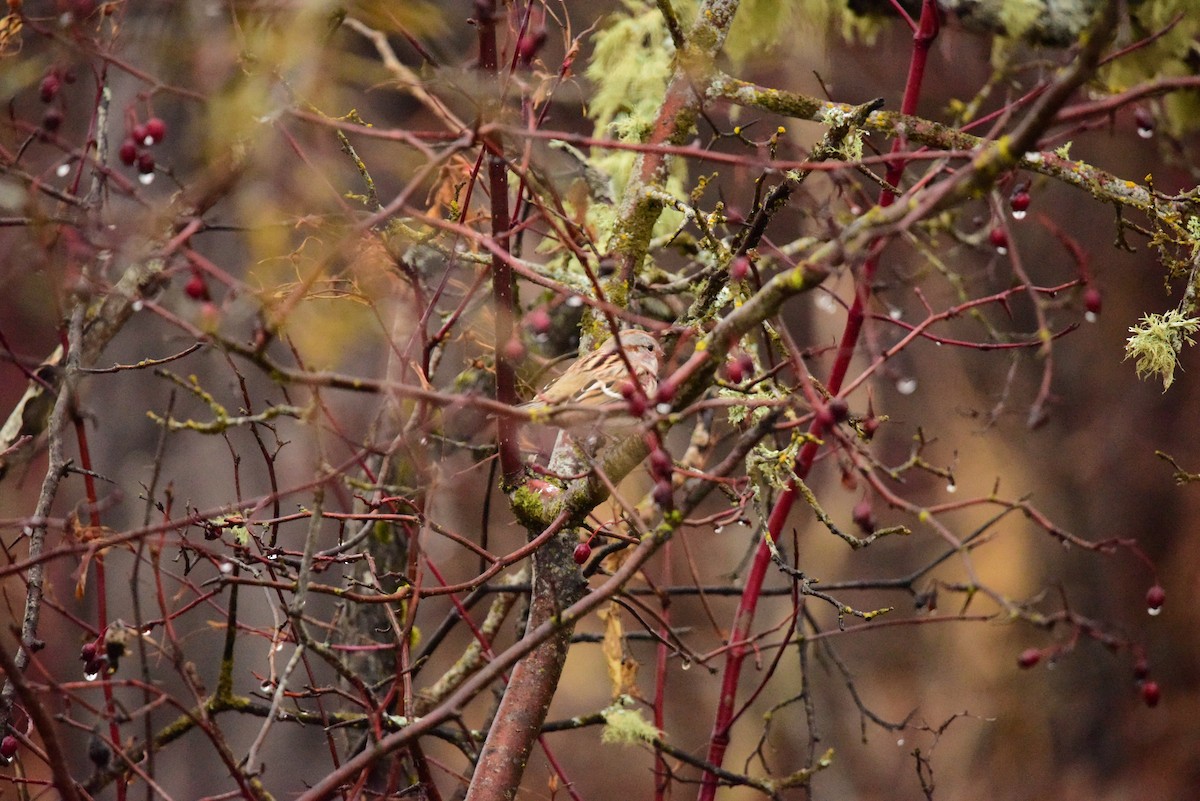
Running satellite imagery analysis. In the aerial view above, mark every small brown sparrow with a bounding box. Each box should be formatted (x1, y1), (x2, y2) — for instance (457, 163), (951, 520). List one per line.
(520, 330), (663, 431)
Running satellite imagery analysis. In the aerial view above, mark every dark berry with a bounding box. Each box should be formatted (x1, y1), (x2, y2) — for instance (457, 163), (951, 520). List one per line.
(625, 393), (646, 418)
(80, 641), (98, 661)
(1146, 584), (1165, 613)
(851, 499), (875, 534)
(1134, 107), (1154, 138)
(725, 358), (744, 384)
(515, 29), (547, 65)
(1083, 287), (1102, 317)
(118, 138), (138, 166)
(649, 448), (672, 480)
(42, 108), (63, 132)
(132, 123), (149, 145)
(1009, 190), (1031, 214)
(652, 479), (673, 508)
(989, 227), (1008, 252)
(737, 352), (754, 378)
(572, 543), (591, 565)
(0, 735), (17, 760)
(1141, 680), (1161, 708)
(1017, 648), (1041, 669)
(136, 151), (155, 175)
(617, 380), (636, 400)
(654, 383), (675, 405)
(1133, 657), (1150, 681)
(39, 73), (60, 103)
(144, 116), (166, 143)
(827, 397), (849, 423)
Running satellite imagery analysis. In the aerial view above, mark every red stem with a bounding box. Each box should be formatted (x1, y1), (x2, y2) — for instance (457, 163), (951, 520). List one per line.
(695, 4), (940, 799)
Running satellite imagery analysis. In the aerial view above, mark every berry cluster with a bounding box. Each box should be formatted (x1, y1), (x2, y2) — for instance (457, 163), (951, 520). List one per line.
(37, 67), (75, 134)
(117, 115), (167, 181)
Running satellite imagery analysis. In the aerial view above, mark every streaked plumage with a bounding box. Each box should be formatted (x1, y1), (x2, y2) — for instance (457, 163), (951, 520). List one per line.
(521, 330), (662, 430)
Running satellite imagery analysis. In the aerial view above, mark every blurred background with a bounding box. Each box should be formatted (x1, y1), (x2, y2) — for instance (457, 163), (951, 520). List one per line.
(0, 1), (1197, 799)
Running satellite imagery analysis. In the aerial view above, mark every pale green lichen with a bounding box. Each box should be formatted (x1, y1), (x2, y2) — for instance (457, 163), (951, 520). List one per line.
(1124, 309), (1200, 391)
(601, 701), (662, 746)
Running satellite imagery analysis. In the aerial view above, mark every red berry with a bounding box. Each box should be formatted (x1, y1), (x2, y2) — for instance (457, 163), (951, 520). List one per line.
(144, 116), (166, 143)
(1133, 657), (1150, 681)
(515, 29), (547, 65)
(137, 151), (155, 175)
(730, 257), (750, 282)
(654, 383), (675, 405)
(0, 735), (17, 759)
(80, 642), (98, 661)
(1017, 648), (1042, 669)
(1141, 680), (1161, 708)
(725, 358), (744, 384)
(626, 393), (647, 418)
(39, 73), (60, 103)
(1083, 287), (1102, 317)
(652, 479), (673, 508)
(184, 274), (209, 301)
(118, 138), (138, 166)
(501, 337), (525, 362)
(1009, 190), (1031, 213)
(851, 499), (875, 534)
(526, 307), (551, 334)
(617, 379), (637, 400)
(132, 123), (149, 145)
(649, 448), (672, 480)
(737, 352), (754, 378)
(572, 543), (591, 565)
(988, 227), (1008, 251)
(1134, 107), (1154, 138)
(1146, 584), (1165, 613)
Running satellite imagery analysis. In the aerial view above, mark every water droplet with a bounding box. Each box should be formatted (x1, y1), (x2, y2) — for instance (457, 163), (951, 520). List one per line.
(896, 738), (905, 747)
(273, 642), (285, 652)
(266, 553), (278, 562)
(142, 135), (154, 147)
(84, 669), (99, 682)
(680, 660), (692, 671)
(995, 245), (1008, 255)
(945, 482), (957, 494)
(138, 172), (154, 186)
(219, 561), (233, 574)
(1137, 127), (1153, 140)
(1011, 209), (1027, 221)
(1085, 311), (1098, 324)
(260, 680), (274, 693)
(655, 402), (671, 415)
(713, 526), (724, 534)
(1148, 606), (1162, 617)
(896, 377), (917, 395)
(131, 300), (144, 312)
(888, 307), (902, 320)
(56, 163), (70, 178)
(816, 293), (837, 314)
(565, 295), (583, 308)
(1061, 539), (1071, 551)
